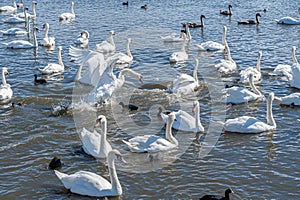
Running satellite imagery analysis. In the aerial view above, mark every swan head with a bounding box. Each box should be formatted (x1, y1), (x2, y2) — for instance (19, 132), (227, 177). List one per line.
(292, 46), (297, 52)
(225, 188), (234, 196)
(81, 30), (89, 38)
(108, 149), (126, 163)
(95, 115), (107, 127)
(109, 30), (116, 35)
(256, 13), (261, 18)
(127, 38), (132, 43)
(268, 92), (275, 102)
(2, 67), (9, 75)
(200, 15), (206, 19)
(223, 26), (227, 32)
(42, 23), (49, 29)
(168, 112), (176, 123)
(228, 4), (232, 9)
(258, 50), (262, 57)
(192, 101), (199, 112)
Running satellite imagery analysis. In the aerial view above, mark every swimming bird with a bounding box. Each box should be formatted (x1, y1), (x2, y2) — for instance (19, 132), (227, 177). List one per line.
(54, 149), (125, 197)
(220, 5), (232, 16)
(3, 14), (25, 23)
(215, 43), (237, 74)
(59, 1), (75, 21)
(80, 115), (112, 159)
(238, 13), (261, 24)
(0, 67), (13, 101)
(17, 0), (23, 9)
(34, 74), (47, 84)
(274, 93), (300, 106)
(169, 34), (188, 63)
(116, 38), (133, 65)
(3, 27), (39, 49)
(200, 188), (234, 200)
(239, 50), (263, 83)
(197, 26), (227, 51)
(222, 73), (264, 104)
(184, 15), (205, 28)
(223, 92), (276, 133)
(95, 30), (116, 53)
(40, 23), (55, 47)
(141, 5), (148, 10)
(0, 0), (17, 13)
(122, 1), (128, 6)
(160, 101), (204, 133)
(122, 112), (178, 153)
(119, 102), (138, 111)
(287, 62), (300, 89)
(48, 157), (62, 170)
(36, 46), (64, 75)
(74, 30), (89, 46)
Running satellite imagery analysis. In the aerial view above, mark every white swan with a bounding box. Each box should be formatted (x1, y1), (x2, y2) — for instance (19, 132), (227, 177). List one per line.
(172, 59), (200, 95)
(54, 149), (125, 197)
(275, 16), (300, 25)
(40, 23), (55, 47)
(169, 34), (188, 63)
(80, 115), (112, 159)
(59, 1), (75, 21)
(0, 67), (13, 101)
(74, 30), (89, 46)
(96, 31), (116, 53)
(3, 27), (39, 49)
(116, 38), (133, 65)
(222, 73), (264, 104)
(36, 46), (64, 75)
(0, 0), (17, 13)
(160, 101), (204, 133)
(288, 62), (300, 89)
(1, 7), (29, 35)
(240, 50), (263, 83)
(122, 112), (178, 153)
(224, 92), (276, 133)
(215, 43), (237, 74)
(196, 26), (227, 51)
(275, 93), (300, 106)
(161, 24), (191, 42)
(3, 15), (25, 23)
(14, 2), (37, 18)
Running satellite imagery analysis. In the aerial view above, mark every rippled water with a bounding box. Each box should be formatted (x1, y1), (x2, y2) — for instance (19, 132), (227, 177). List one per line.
(0, 0), (300, 199)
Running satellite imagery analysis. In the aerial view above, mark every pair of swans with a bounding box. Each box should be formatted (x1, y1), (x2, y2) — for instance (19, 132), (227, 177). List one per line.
(169, 37), (188, 63)
(1, 7), (29, 35)
(239, 50), (263, 83)
(172, 59), (200, 95)
(40, 23), (55, 47)
(214, 43), (237, 74)
(122, 112), (178, 153)
(59, 1), (75, 21)
(161, 24), (191, 43)
(36, 46), (64, 75)
(96, 30), (116, 53)
(74, 30), (89, 46)
(160, 101), (204, 133)
(54, 149), (125, 197)
(238, 13), (261, 25)
(222, 73), (264, 104)
(275, 8), (300, 25)
(0, 0), (17, 12)
(197, 26), (227, 51)
(0, 67), (13, 101)
(223, 92), (276, 133)
(3, 26), (39, 49)
(80, 115), (112, 159)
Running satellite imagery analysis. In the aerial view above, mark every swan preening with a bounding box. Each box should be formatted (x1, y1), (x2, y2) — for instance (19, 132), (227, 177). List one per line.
(36, 46), (64, 75)
(41, 23), (55, 47)
(220, 5), (232, 16)
(197, 26), (227, 51)
(160, 101), (204, 133)
(275, 93), (300, 106)
(3, 27), (39, 49)
(80, 115), (112, 159)
(172, 59), (200, 95)
(116, 38), (133, 65)
(224, 92), (276, 133)
(122, 112), (178, 153)
(169, 37), (188, 63)
(238, 13), (261, 24)
(74, 30), (89, 46)
(200, 188), (234, 200)
(0, 67), (13, 101)
(96, 30), (116, 53)
(59, 1), (75, 21)
(240, 50), (263, 83)
(222, 73), (264, 104)
(0, 0), (17, 13)
(215, 43), (237, 74)
(54, 149), (125, 197)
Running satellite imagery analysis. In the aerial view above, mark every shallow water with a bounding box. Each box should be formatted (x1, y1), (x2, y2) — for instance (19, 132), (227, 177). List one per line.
(0, 0), (300, 199)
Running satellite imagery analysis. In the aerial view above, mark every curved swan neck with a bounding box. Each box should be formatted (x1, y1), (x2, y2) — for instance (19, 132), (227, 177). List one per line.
(118, 69), (139, 79)
(200, 15), (204, 26)
(44, 23), (49, 38)
(2, 69), (7, 86)
(249, 74), (261, 95)
(256, 51), (262, 72)
(71, 2), (75, 15)
(193, 59), (198, 81)
(108, 156), (122, 194)
(165, 115), (177, 144)
(32, 2), (36, 16)
(185, 25), (191, 40)
(57, 48), (64, 66)
(292, 46), (298, 64)
(109, 32), (115, 47)
(256, 14), (260, 24)
(266, 94), (276, 127)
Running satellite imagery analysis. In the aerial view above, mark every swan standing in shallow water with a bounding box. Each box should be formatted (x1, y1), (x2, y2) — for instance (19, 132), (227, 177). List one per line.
(169, 34), (188, 63)
(223, 92), (276, 133)
(0, 67), (13, 101)
(0, 0), (17, 13)
(36, 46), (64, 75)
(54, 149), (125, 197)
(160, 101), (204, 133)
(222, 73), (264, 104)
(3, 27), (39, 49)
(96, 31), (116, 53)
(122, 112), (178, 153)
(80, 115), (112, 159)
(197, 26), (227, 51)
(215, 43), (237, 74)
(240, 50), (263, 83)
(238, 13), (261, 24)
(172, 59), (200, 95)
(40, 23), (55, 47)
(116, 38), (133, 65)
(74, 30), (89, 46)
(59, 1), (75, 21)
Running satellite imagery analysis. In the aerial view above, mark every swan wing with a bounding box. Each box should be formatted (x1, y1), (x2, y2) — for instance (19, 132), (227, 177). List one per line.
(80, 128), (101, 157)
(172, 110), (195, 131)
(197, 41), (225, 51)
(276, 17), (300, 25)
(289, 64), (300, 88)
(224, 87), (260, 104)
(0, 85), (13, 100)
(280, 93), (300, 106)
(96, 41), (115, 53)
(39, 63), (64, 75)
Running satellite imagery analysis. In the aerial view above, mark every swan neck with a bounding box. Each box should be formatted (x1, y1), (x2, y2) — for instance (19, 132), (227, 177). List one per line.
(32, 3), (36, 16)
(99, 120), (107, 153)
(256, 15), (259, 23)
(165, 118), (177, 144)
(33, 28), (37, 47)
(256, 53), (261, 72)
(292, 48), (298, 64)
(226, 45), (233, 61)
(44, 24), (49, 38)
(118, 69), (138, 79)
(194, 105), (201, 131)
(222, 28), (227, 45)
(58, 48), (64, 66)
(71, 2), (75, 15)
(109, 33), (115, 47)
(126, 40), (132, 57)
(267, 97), (276, 127)
(200, 16), (204, 26)
(249, 76), (261, 95)
(108, 158), (122, 194)
(193, 61), (198, 81)
(2, 70), (7, 86)
(75, 65), (82, 80)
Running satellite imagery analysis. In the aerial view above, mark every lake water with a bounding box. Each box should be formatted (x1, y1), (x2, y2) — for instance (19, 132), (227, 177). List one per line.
(0, 0), (299, 199)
